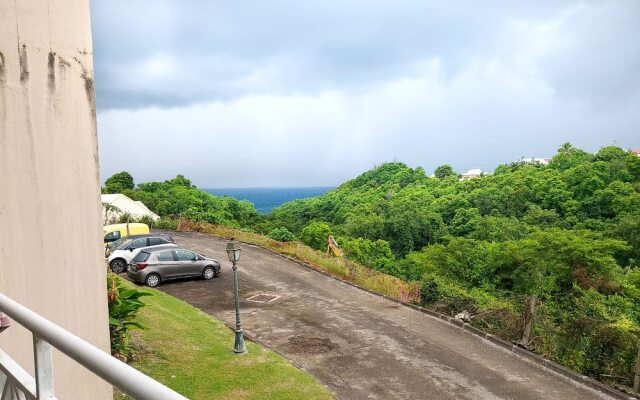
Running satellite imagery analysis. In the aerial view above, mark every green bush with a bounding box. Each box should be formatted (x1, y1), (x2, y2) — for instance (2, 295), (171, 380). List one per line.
(136, 215), (156, 228)
(268, 227), (296, 242)
(419, 275), (479, 314)
(155, 218), (178, 230)
(339, 236), (395, 273)
(107, 274), (151, 360)
(116, 212), (134, 224)
(299, 221), (332, 250)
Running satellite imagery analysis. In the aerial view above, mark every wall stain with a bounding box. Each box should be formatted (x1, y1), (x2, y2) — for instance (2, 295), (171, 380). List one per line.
(84, 74), (97, 121)
(47, 51), (56, 92)
(73, 56), (97, 121)
(0, 51), (5, 80)
(53, 56), (71, 113)
(19, 44), (29, 83)
(17, 45), (42, 240)
(58, 56), (71, 69)
(0, 51), (6, 145)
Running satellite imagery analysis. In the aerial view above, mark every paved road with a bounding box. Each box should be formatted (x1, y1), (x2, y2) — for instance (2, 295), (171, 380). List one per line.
(152, 231), (616, 400)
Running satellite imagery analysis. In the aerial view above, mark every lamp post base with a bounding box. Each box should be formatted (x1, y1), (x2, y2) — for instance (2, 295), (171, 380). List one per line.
(234, 329), (247, 354)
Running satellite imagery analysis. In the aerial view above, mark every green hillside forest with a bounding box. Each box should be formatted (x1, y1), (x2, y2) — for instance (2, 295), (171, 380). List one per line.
(104, 144), (640, 386)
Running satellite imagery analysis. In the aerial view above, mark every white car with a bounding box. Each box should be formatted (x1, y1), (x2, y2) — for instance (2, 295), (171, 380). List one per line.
(108, 239), (177, 273)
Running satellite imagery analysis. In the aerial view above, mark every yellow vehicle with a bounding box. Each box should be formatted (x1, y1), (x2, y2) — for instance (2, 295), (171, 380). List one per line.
(103, 223), (150, 244)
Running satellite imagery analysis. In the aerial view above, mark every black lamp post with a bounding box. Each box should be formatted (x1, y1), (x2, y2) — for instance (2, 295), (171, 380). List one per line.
(226, 240), (247, 354)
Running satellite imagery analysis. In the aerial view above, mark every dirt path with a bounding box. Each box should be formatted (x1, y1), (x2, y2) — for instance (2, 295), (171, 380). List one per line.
(152, 231), (618, 400)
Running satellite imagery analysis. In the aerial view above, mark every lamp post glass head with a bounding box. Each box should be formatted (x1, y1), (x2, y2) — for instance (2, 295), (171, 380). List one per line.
(226, 240), (242, 263)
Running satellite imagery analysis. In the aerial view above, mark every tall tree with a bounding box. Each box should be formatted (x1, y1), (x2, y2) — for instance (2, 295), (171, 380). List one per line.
(434, 164), (457, 179)
(104, 171), (135, 193)
(558, 142), (575, 154)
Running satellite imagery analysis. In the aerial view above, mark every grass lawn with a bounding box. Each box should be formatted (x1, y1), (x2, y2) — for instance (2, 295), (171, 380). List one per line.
(115, 279), (334, 400)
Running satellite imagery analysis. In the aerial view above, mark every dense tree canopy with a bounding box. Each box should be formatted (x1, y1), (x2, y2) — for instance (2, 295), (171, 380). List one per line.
(102, 173), (261, 228)
(104, 171), (135, 193)
(433, 164), (457, 179)
(105, 145), (640, 383)
(266, 145), (640, 381)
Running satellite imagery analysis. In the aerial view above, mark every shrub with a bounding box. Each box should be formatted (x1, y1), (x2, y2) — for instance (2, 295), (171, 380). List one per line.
(136, 215), (156, 228)
(155, 218), (178, 230)
(268, 227), (296, 242)
(116, 212), (134, 224)
(299, 221), (332, 250)
(419, 275), (478, 314)
(107, 273), (151, 360)
(339, 237), (395, 272)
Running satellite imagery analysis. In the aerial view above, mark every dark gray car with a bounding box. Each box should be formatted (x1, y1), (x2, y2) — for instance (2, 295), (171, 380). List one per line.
(127, 245), (221, 287)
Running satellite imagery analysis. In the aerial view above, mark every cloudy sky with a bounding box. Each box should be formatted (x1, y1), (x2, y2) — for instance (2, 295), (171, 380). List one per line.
(92, 0), (639, 188)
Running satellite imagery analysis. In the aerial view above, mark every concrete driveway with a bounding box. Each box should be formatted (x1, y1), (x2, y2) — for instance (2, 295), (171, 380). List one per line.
(151, 231), (617, 400)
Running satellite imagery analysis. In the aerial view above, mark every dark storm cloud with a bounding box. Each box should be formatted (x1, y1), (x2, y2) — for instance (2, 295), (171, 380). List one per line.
(92, 0), (631, 110)
(93, 0), (640, 187)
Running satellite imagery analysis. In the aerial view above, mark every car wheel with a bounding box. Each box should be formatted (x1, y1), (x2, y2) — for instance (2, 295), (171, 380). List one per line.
(110, 259), (126, 274)
(202, 266), (215, 280)
(145, 273), (161, 288)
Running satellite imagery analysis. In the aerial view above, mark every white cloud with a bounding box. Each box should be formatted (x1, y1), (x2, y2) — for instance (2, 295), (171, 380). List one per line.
(98, 47), (640, 186)
(93, 1), (640, 186)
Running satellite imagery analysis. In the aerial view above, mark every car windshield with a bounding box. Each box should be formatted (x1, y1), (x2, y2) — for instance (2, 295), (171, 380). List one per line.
(133, 251), (150, 263)
(108, 237), (128, 250)
(113, 238), (134, 250)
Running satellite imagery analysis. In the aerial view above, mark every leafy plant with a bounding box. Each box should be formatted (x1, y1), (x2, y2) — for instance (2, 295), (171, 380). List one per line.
(299, 221), (332, 250)
(156, 218), (178, 230)
(107, 273), (152, 360)
(267, 227), (296, 242)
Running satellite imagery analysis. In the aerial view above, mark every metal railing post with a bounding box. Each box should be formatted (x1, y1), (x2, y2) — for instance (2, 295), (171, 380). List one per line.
(33, 335), (54, 399)
(0, 293), (187, 400)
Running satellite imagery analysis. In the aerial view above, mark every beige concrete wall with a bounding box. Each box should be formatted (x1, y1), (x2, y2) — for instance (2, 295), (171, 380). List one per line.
(0, 0), (112, 398)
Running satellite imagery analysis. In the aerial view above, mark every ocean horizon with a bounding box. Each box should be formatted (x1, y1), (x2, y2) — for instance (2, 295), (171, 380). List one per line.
(203, 187), (335, 214)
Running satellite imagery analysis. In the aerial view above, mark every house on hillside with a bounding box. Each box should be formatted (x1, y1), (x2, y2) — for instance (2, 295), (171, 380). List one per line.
(102, 193), (160, 224)
(460, 169), (485, 181)
(633, 149), (640, 156)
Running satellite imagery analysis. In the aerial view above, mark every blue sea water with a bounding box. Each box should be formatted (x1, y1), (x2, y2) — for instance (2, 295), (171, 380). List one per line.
(203, 187), (334, 214)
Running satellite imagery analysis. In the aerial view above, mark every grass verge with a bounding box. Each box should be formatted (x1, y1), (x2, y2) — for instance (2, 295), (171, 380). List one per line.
(115, 279), (334, 400)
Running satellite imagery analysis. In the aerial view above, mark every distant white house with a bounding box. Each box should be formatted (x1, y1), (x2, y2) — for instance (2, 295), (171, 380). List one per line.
(101, 193), (159, 224)
(633, 149), (640, 156)
(460, 168), (485, 181)
(518, 157), (551, 165)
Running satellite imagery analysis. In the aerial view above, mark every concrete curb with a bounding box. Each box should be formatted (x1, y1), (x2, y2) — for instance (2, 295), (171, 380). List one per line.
(186, 230), (638, 400)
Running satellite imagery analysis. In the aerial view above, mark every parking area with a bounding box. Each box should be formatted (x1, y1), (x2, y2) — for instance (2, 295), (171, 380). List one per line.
(139, 231), (616, 400)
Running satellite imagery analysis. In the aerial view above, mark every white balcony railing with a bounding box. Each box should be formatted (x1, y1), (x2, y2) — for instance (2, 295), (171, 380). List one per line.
(0, 293), (187, 400)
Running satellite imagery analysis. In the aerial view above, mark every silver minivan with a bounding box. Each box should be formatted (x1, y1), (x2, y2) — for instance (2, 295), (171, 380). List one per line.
(127, 245), (221, 287)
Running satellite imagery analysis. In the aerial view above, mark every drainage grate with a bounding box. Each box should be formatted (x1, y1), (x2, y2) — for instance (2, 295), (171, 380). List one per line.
(246, 293), (279, 304)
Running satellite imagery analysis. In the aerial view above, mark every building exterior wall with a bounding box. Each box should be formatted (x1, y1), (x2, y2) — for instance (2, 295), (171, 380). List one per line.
(0, 0), (112, 399)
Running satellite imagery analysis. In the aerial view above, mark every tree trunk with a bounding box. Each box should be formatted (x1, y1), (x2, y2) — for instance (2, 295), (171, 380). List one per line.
(521, 295), (537, 348)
